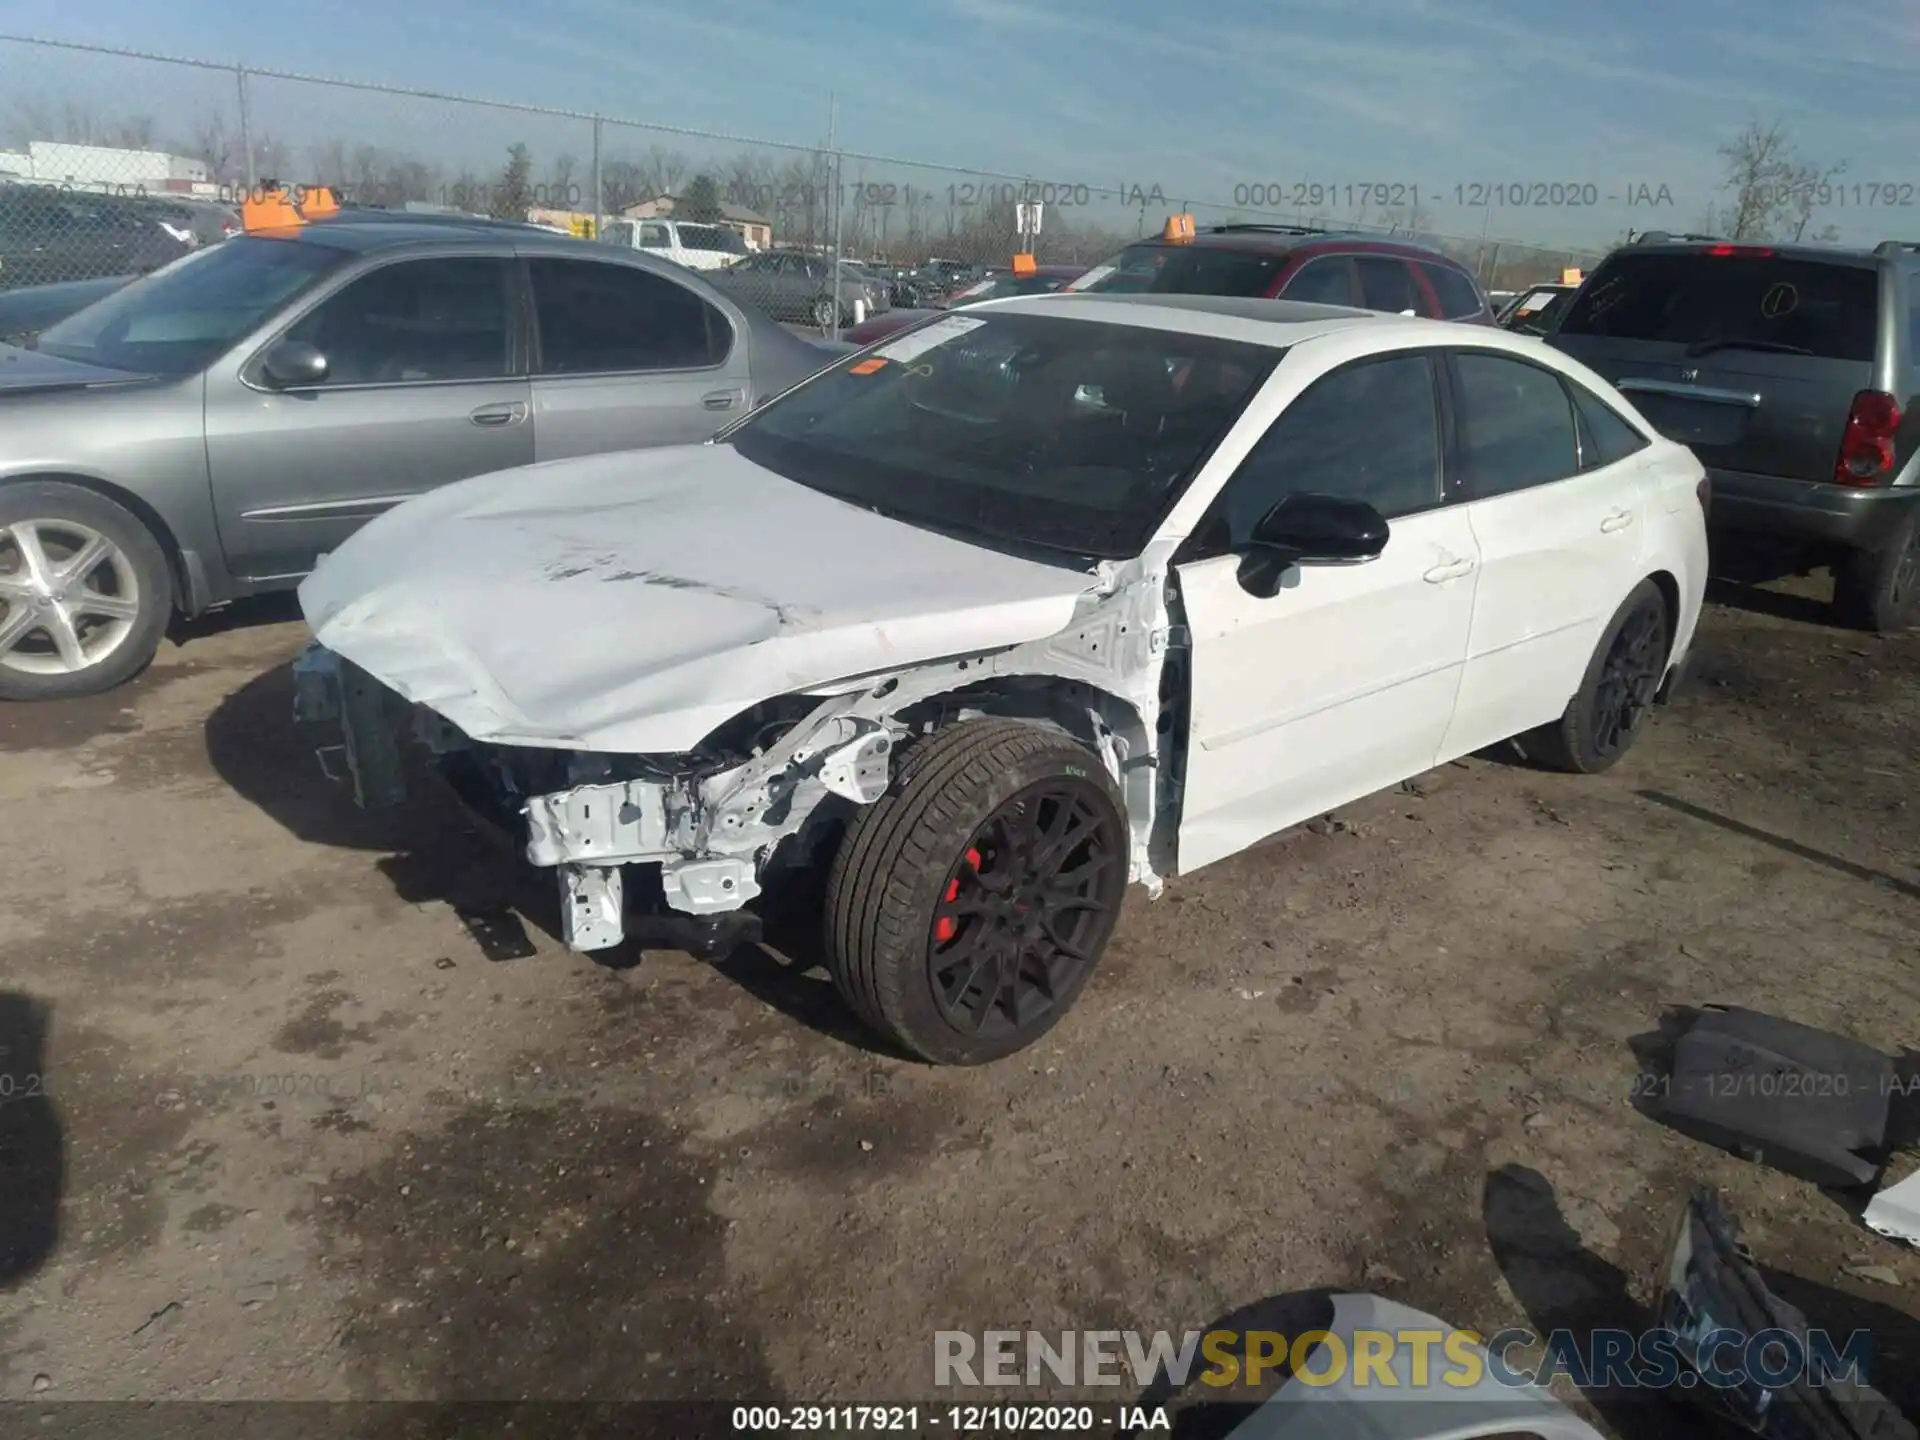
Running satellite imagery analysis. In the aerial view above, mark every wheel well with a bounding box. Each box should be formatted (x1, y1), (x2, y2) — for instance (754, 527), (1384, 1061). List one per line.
(891, 674), (1158, 850)
(1646, 569), (1681, 653)
(0, 471), (191, 614)
(1646, 568), (1683, 703)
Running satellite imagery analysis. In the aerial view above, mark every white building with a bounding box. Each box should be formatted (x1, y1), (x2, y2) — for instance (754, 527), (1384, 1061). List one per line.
(0, 141), (209, 192)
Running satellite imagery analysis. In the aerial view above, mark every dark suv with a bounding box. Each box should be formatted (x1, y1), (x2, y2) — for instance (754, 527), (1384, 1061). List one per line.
(1549, 233), (1920, 631)
(1063, 223), (1495, 323)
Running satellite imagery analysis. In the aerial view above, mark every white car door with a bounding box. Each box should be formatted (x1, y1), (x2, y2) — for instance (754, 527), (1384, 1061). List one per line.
(1172, 349), (1480, 873)
(1437, 349), (1657, 761)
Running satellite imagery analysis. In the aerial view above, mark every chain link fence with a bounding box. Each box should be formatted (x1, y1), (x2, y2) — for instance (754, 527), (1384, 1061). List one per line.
(0, 33), (1606, 326)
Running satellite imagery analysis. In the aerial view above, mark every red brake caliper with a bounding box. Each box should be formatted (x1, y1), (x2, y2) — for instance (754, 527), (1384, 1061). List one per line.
(933, 847), (983, 945)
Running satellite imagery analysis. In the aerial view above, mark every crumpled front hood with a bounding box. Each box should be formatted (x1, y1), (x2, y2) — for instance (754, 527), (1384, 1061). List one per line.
(299, 444), (1097, 753)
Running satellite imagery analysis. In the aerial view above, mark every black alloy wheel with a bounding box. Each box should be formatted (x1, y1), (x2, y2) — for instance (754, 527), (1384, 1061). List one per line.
(926, 780), (1126, 1041)
(1589, 593), (1667, 764)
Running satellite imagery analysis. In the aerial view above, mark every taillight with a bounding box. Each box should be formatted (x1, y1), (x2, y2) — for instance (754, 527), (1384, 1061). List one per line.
(1835, 389), (1901, 486)
(1704, 244), (1775, 257)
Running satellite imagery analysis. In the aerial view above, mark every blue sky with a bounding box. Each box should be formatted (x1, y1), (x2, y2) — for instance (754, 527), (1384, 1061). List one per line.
(4, 0), (1917, 247)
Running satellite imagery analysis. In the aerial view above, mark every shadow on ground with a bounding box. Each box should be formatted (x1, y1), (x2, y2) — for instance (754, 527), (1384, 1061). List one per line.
(205, 662), (900, 1054)
(0, 992), (63, 1288)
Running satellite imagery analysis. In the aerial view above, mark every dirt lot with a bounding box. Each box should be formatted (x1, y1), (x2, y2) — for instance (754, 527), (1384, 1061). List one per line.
(1, 580), (1916, 1436)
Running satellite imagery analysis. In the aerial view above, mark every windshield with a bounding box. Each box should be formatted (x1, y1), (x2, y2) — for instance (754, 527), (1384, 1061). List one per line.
(36, 235), (348, 376)
(1556, 253), (1876, 361)
(1067, 243), (1285, 298)
(727, 311), (1279, 560)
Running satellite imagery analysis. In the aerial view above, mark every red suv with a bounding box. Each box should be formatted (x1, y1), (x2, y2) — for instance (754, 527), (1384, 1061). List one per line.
(1064, 223), (1494, 323)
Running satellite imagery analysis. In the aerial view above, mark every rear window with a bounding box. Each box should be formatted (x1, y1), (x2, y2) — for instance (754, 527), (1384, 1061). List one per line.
(1557, 253), (1877, 362)
(1069, 243), (1285, 298)
(678, 224), (748, 254)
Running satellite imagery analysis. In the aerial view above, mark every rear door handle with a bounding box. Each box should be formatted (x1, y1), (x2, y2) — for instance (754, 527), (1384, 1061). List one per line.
(469, 402), (527, 427)
(703, 389), (743, 411)
(1601, 508), (1635, 533)
(1423, 558), (1475, 583)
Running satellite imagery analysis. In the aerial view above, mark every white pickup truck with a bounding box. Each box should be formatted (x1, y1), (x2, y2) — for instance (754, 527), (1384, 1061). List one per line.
(601, 218), (750, 271)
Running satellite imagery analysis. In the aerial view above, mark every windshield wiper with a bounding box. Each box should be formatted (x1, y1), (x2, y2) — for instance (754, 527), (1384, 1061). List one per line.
(1682, 337), (1814, 359)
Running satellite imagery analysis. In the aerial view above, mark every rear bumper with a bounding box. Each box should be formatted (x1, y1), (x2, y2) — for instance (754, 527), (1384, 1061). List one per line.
(1706, 468), (1920, 550)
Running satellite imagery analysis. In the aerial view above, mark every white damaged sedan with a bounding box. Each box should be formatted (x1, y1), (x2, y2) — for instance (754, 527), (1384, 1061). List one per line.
(294, 294), (1708, 1064)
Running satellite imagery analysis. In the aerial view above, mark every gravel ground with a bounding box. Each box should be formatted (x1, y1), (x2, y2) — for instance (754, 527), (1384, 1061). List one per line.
(0, 577), (1916, 1437)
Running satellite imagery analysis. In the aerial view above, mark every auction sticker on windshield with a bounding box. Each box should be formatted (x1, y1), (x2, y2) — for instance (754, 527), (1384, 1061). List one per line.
(873, 314), (987, 363)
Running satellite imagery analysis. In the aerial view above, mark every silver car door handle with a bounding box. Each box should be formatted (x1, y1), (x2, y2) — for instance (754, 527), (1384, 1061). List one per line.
(703, 389), (743, 411)
(1423, 558), (1475, 583)
(469, 402), (526, 427)
(1601, 508), (1635, 532)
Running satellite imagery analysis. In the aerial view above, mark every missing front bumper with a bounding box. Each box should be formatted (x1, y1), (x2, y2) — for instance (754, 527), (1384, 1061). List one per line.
(290, 643), (774, 954)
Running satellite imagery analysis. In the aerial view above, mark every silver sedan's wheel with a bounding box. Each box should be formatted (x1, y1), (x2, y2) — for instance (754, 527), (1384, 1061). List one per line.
(0, 520), (144, 676)
(0, 483), (171, 701)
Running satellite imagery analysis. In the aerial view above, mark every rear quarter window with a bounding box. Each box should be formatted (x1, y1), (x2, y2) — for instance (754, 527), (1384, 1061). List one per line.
(1558, 253), (1877, 362)
(1421, 262), (1487, 319)
(1076, 244), (1285, 297)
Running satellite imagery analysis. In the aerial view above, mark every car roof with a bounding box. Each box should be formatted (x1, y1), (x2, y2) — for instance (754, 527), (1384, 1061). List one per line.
(982, 291), (1458, 345)
(1120, 226), (1459, 262)
(269, 212), (563, 253)
(1613, 237), (1884, 268)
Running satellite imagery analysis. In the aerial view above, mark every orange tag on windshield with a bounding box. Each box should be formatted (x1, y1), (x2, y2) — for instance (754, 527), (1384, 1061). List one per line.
(849, 357), (887, 374)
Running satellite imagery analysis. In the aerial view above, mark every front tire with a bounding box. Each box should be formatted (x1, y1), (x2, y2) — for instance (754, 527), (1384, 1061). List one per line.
(1518, 579), (1671, 775)
(823, 719), (1130, 1065)
(1833, 510), (1920, 633)
(0, 482), (172, 702)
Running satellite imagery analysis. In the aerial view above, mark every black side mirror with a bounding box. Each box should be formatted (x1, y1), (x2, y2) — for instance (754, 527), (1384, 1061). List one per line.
(261, 339), (328, 388)
(1237, 493), (1389, 598)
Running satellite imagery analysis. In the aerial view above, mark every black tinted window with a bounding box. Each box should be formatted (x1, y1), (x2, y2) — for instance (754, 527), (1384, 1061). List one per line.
(1557, 253), (1876, 362)
(731, 313), (1277, 560)
(530, 259), (730, 373)
(1356, 256), (1420, 313)
(678, 224), (746, 254)
(1423, 262), (1486, 319)
(1077, 244), (1284, 297)
(1281, 257), (1358, 306)
(1570, 383), (1650, 469)
(1201, 354), (1441, 551)
(1455, 352), (1579, 496)
(283, 257), (510, 385)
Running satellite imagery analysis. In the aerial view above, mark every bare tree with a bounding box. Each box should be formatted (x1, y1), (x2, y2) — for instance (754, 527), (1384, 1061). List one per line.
(636, 144), (689, 199)
(1712, 118), (1845, 242)
(547, 152), (577, 207)
(308, 138), (350, 189)
(598, 159), (645, 215)
(9, 98), (156, 150)
(188, 113), (239, 183)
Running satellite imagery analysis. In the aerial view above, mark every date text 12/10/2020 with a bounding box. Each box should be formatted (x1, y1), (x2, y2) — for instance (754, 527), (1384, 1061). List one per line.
(1229, 182), (1680, 210)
